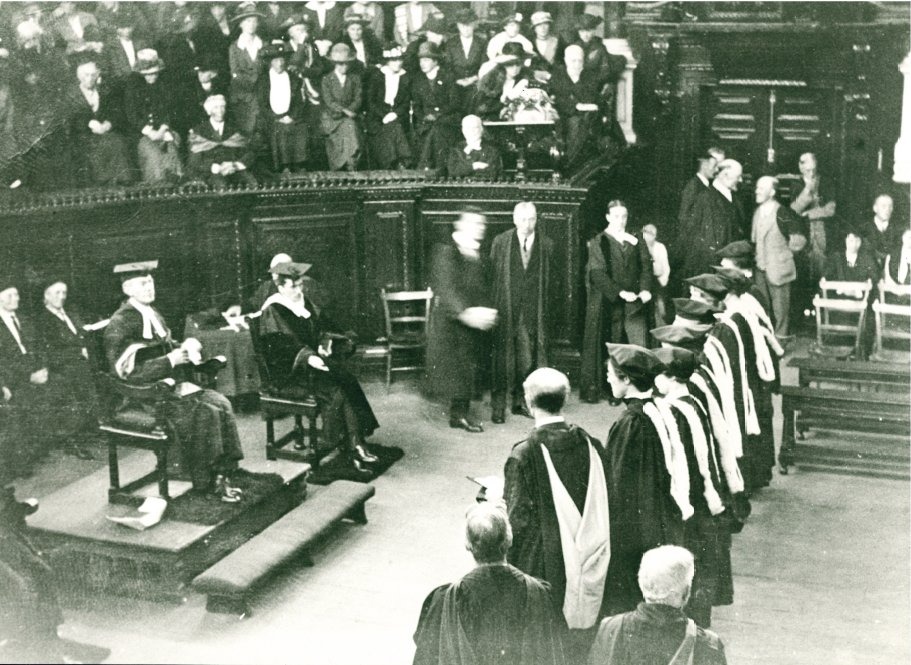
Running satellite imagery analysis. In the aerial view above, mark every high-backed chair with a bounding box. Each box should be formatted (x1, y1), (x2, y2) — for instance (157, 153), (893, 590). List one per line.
(86, 325), (224, 504)
(247, 314), (321, 463)
(812, 279), (872, 359)
(380, 287), (433, 387)
(872, 281), (911, 361)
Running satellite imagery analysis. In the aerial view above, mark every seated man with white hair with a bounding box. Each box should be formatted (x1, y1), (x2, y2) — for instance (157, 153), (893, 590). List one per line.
(446, 114), (503, 179)
(187, 94), (257, 188)
(412, 501), (567, 665)
(588, 545), (728, 664)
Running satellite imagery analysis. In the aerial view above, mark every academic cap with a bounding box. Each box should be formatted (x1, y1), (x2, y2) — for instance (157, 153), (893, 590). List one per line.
(715, 240), (753, 260)
(605, 343), (664, 384)
(113, 260), (158, 282)
(713, 267), (752, 295)
(684, 273), (728, 299)
(654, 346), (698, 380)
(650, 323), (710, 351)
(671, 298), (720, 325)
(270, 262), (312, 279)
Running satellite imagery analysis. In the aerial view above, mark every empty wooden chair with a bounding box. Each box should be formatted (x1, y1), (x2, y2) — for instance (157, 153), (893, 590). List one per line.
(812, 279), (872, 359)
(872, 281), (911, 361)
(380, 288), (433, 387)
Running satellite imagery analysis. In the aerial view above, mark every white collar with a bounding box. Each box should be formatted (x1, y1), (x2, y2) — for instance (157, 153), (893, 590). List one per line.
(696, 173), (709, 187)
(845, 250), (858, 265)
(426, 66), (439, 80)
(534, 414), (564, 428)
(625, 387), (653, 400)
(128, 298), (168, 340)
(261, 292), (311, 319)
(713, 180), (733, 202)
(605, 227), (638, 246)
(874, 217), (889, 232)
(464, 141), (482, 154)
(270, 68), (289, 78)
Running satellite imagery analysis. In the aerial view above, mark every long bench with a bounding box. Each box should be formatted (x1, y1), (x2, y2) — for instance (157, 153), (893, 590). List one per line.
(789, 357), (911, 393)
(192, 480), (375, 616)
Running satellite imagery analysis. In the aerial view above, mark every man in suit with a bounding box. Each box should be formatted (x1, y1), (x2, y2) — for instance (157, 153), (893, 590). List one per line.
(862, 193), (900, 268)
(549, 44), (606, 171)
(0, 277), (51, 476)
(751, 176), (805, 337)
(187, 94), (256, 187)
(410, 41), (459, 170)
(445, 8), (485, 111)
(446, 114), (502, 179)
(580, 200), (654, 403)
(677, 147), (725, 242)
(103, 261), (244, 501)
(678, 159), (745, 280)
(489, 202), (555, 424)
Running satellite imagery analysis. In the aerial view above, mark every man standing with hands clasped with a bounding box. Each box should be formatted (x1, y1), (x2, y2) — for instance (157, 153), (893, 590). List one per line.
(580, 200), (654, 404)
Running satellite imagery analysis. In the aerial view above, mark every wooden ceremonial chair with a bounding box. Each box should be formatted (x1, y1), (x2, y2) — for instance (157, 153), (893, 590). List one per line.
(811, 279), (872, 359)
(871, 281), (911, 362)
(246, 314), (321, 463)
(380, 287), (433, 387)
(85, 325), (225, 505)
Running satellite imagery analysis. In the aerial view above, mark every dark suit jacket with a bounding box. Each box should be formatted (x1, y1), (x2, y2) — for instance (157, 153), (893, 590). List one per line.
(861, 220), (902, 266)
(37, 308), (88, 373)
(319, 71), (363, 123)
(446, 142), (503, 179)
(67, 85), (128, 139)
(549, 66), (605, 120)
(823, 249), (879, 284)
(410, 70), (459, 132)
(340, 34), (383, 77)
(679, 186), (745, 278)
(590, 233), (654, 306)
(302, 4), (346, 44)
(124, 74), (177, 135)
(677, 175), (710, 231)
(444, 36), (486, 81)
(364, 68), (412, 132)
(102, 36), (151, 83)
(0, 316), (43, 393)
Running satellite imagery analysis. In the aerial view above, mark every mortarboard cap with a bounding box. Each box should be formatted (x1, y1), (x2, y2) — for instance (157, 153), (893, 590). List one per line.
(270, 262), (312, 279)
(672, 298), (720, 325)
(654, 346), (698, 380)
(715, 240), (753, 261)
(113, 260), (158, 282)
(650, 323), (710, 351)
(684, 273), (728, 299)
(605, 343), (664, 384)
(714, 267), (752, 295)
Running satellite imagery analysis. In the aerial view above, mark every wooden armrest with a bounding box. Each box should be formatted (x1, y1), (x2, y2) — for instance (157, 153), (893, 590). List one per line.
(105, 375), (178, 402)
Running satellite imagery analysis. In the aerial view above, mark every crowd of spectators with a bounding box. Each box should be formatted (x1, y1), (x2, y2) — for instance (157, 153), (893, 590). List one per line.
(0, 1), (627, 191)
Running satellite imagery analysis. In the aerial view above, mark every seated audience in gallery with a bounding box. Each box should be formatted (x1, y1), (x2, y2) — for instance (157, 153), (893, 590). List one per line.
(364, 44), (413, 170)
(100, 11), (150, 91)
(124, 49), (184, 184)
(393, 0), (442, 49)
(320, 43), (363, 171)
(227, 3), (265, 136)
(446, 114), (502, 180)
(283, 13), (330, 101)
(339, 8), (382, 77)
(257, 40), (309, 174)
(567, 13), (609, 73)
(302, 0), (347, 55)
(473, 42), (539, 121)
(36, 277), (97, 461)
(528, 11), (565, 78)
(187, 94), (258, 188)
(50, 1), (103, 55)
(823, 229), (879, 285)
(256, 261), (380, 478)
(184, 54), (226, 136)
(410, 40), (460, 170)
(550, 44), (608, 170)
(103, 261), (245, 502)
(402, 15), (448, 75)
(68, 53), (136, 187)
(444, 9), (486, 112)
(485, 12), (533, 63)
(412, 501), (567, 665)
(348, 1), (385, 43)
(862, 193), (900, 268)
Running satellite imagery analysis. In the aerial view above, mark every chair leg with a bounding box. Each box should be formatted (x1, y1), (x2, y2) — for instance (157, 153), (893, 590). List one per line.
(308, 413), (319, 449)
(266, 416), (276, 460)
(294, 416), (305, 449)
(157, 445), (170, 500)
(108, 439), (120, 493)
(386, 348), (392, 388)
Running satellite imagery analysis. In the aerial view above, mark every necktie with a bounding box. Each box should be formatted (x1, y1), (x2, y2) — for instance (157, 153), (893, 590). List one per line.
(7, 314), (25, 354)
(521, 237), (530, 269)
(10, 313), (20, 334)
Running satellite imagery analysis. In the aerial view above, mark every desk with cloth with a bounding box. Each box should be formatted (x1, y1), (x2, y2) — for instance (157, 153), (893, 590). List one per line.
(183, 313), (260, 397)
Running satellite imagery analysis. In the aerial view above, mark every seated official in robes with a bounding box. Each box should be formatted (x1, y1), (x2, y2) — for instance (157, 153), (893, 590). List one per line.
(257, 262), (379, 477)
(68, 54), (136, 187)
(320, 43), (363, 172)
(103, 261), (245, 502)
(0, 277), (52, 476)
(364, 45), (413, 170)
(413, 501), (567, 665)
(187, 94), (258, 188)
(504, 368), (609, 661)
(124, 49), (184, 184)
(446, 114), (503, 180)
(589, 545), (728, 665)
(36, 278), (97, 460)
(257, 40), (309, 174)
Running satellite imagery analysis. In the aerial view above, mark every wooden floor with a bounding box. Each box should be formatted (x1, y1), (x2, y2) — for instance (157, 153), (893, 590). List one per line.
(12, 366), (911, 665)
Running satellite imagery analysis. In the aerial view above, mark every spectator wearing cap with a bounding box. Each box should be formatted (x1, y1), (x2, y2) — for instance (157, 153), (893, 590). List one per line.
(125, 49), (184, 183)
(589, 545), (728, 665)
(549, 44), (608, 170)
(257, 41), (308, 174)
(473, 41), (535, 121)
(194, 2), (232, 81)
(402, 14), (448, 77)
(444, 8), (486, 103)
(341, 7), (383, 77)
(228, 2), (265, 135)
(410, 40), (459, 169)
(348, 2), (385, 43)
(750, 175), (806, 337)
(530, 11), (566, 76)
(320, 43), (362, 171)
(486, 12), (533, 63)
(446, 114), (502, 179)
(68, 53), (136, 186)
(567, 13), (608, 74)
(365, 45), (413, 169)
(602, 343), (686, 617)
(580, 200), (654, 404)
(394, 0), (442, 48)
(187, 94), (257, 188)
(303, 0), (346, 57)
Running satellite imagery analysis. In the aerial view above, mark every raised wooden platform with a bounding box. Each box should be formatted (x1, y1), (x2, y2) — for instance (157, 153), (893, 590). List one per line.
(26, 453), (310, 602)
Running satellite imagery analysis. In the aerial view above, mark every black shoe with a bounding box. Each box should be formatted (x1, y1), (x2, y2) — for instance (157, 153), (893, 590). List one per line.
(607, 397), (621, 407)
(511, 403), (532, 419)
(354, 444), (379, 464)
(349, 458), (373, 480)
(449, 417), (484, 433)
(491, 409), (506, 425)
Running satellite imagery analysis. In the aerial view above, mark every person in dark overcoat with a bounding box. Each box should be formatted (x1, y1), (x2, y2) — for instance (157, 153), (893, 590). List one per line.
(339, 11), (383, 78)
(103, 262), (244, 501)
(302, 0), (346, 56)
(676, 148), (724, 245)
(227, 3), (265, 135)
(445, 114), (502, 180)
(426, 210), (497, 432)
(36, 279), (96, 459)
(580, 200), (654, 404)
(256, 262), (379, 478)
(364, 45), (413, 169)
(489, 202), (554, 423)
(410, 41), (460, 169)
(320, 43), (363, 171)
(186, 93), (257, 188)
(257, 40), (308, 173)
(549, 44), (606, 171)
(445, 9), (486, 114)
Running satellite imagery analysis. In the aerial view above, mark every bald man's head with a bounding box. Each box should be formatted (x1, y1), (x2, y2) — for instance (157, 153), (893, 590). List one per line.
(715, 159), (743, 191)
(523, 367), (570, 415)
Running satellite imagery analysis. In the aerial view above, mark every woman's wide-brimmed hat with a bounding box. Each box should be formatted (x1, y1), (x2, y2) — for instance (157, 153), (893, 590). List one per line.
(134, 48), (165, 74)
(329, 42), (355, 63)
(494, 41), (526, 65)
(382, 44), (405, 61)
(231, 1), (264, 23)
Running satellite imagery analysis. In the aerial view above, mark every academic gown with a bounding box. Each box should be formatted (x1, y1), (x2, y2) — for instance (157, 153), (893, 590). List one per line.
(413, 563), (567, 665)
(678, 188), (745, 279)
(258, 299), (379, 446)
(603, 398), (684, 617)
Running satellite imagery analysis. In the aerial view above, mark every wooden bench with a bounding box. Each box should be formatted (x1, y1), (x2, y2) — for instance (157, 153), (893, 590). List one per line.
(789, 357), (911, 393)
(779, 386), (910, 471)
(191, 480), (375, 616)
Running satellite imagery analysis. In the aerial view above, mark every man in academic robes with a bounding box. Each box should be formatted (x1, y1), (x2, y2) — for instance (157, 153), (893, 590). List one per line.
(489, 202), (554, 423)
(602, 344), (685, 617)
(580, 200), (653, 404)
(426, 210), (497, 432)
(413, 502), (566, 665)
(103, 261), (244, 500)
(256, 261), (379, 476)
(678, 160), (745, 280)
(187, 94), (257, 188)
(504, 368), (609, 661)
